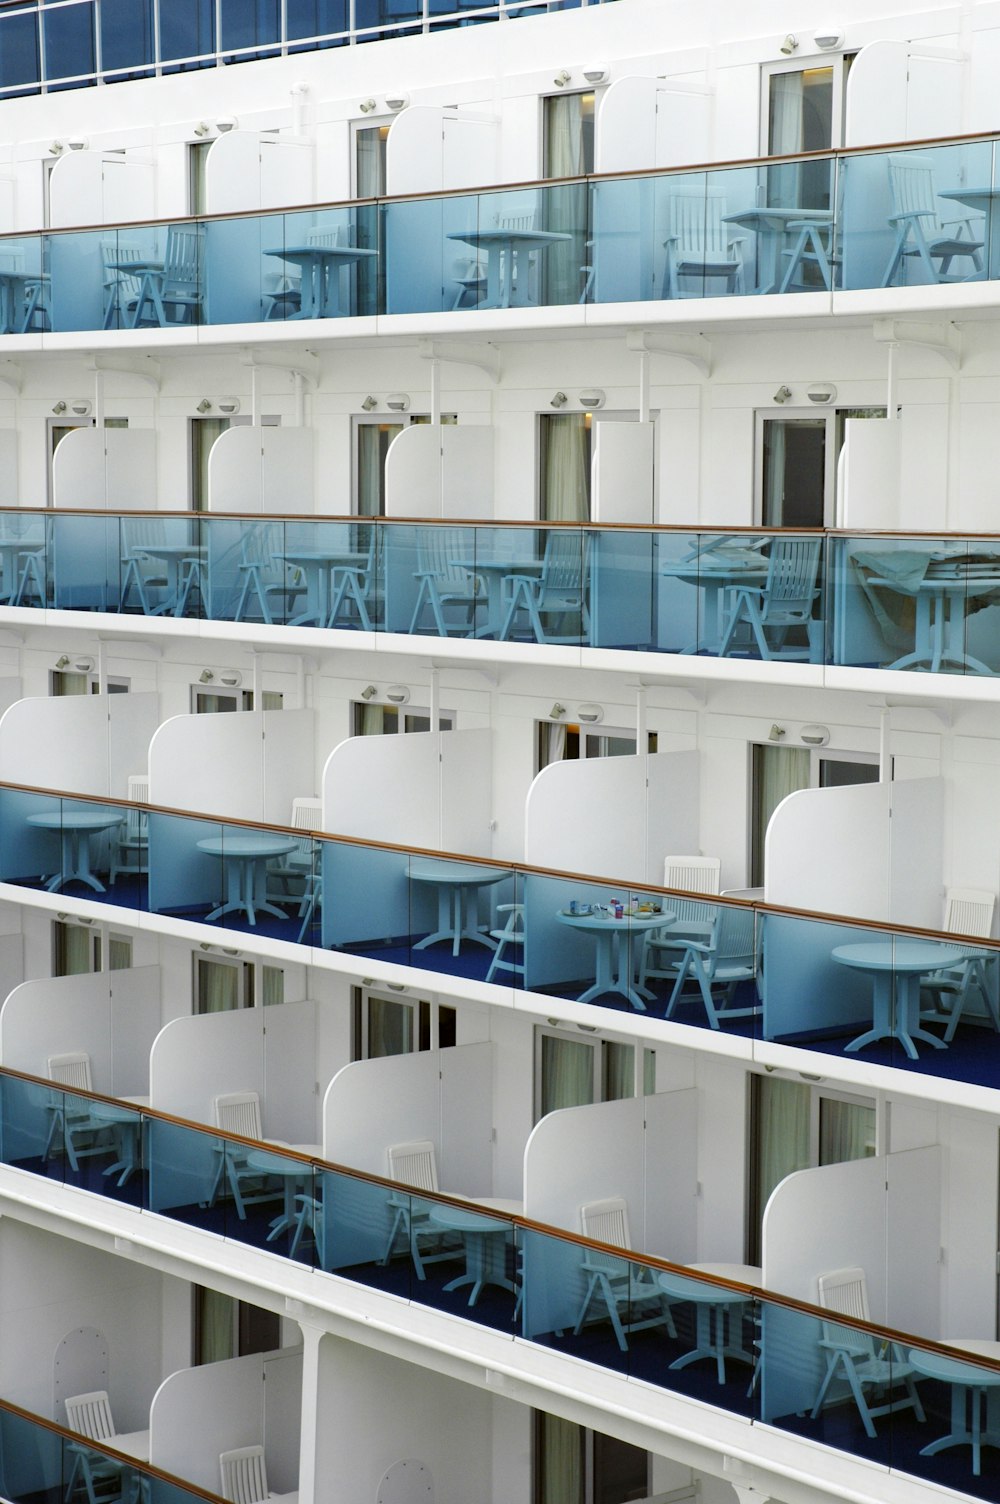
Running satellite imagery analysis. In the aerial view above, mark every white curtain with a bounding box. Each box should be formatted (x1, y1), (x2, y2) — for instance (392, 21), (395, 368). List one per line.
(539, 1034), (594, 1116)
(762, 420), (787, 528)
(541, 414), (590, 522)
(537, 1413), (583, 1504)
(753, 744), (810, 885)
(543, 94), (588, 304)
(602, 1040), (635, 1102)
(820, 1098), (876, 1164)
(197, 1288), (235, 1364)
(756, 1075), (811, 1211)
(539, 719), (567, 768)
(196, 957), (240, 1013)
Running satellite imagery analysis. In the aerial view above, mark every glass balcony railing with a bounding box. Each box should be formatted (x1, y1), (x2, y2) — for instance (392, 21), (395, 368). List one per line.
(0, 135), (999, 331)
(0, 0), (618, 98)
(7, 511), (1000, 681)
(4, 1072), (1000, 1500)
(1, 782), (1000, 1094)
(0, 1394), (222, 1504)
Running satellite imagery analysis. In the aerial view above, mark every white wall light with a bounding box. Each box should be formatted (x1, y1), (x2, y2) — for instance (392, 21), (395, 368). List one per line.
(386, 685), (410, 704)
(51, 401), (67, 415)
(386, 393), (410, 412)
(553, 70), (572, 87)
(550, 391), (568, 408)
(577, 704), (603, 723)
(215, 115), (238, 133)
(193, 121), (211, 137)
(360, 684), (378, 700)
(69, 399), (92, 417)
(806, 382), (837, 404)
(773, 385), (792, 404)
(199, 669), (214, 683)
(385, 93), (410, 112)
(359, 98), (377, 114)
(217, 397), (240, 415)
(779, 34), (799, 54)
(814, 28), (844, 49)
(800, 724), (831, 746)
(582, 65), (610, 85)
(218, 669), (242, 687)
(67, 136), (89, 151)
(361, 395), (378, 412)
(48, 141), (64, 156)
(196, 398), (212, 414)
(578, 389), (605, 410)
(74, 656), (95, 674)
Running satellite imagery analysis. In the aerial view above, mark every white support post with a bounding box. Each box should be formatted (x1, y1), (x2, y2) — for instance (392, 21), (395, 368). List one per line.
(429, 665), (440, 730)
(430, 358), (441, 427)
(886, 342), (898, 420)
(93, 369), (105, 431)
(638, 349), (650, 426)
(636, 684), (647, 751)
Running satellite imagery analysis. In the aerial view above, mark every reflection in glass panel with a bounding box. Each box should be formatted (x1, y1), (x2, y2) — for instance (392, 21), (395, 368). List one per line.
(100, 0), (155, 77)
(286, 0), (350, 44)
(0, 8), (40, 94)
(767, 67), (834, 209)
(41, 1), (96, 90)
(220, 0), (281, 56)
(159, 0), (216, 65)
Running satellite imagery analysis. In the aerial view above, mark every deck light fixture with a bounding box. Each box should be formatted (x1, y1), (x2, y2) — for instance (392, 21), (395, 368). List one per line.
(814, 29), (844, 49)
(773, 385), (792, 404)
(385, 93), (410, 111)
(52, 401), (67, 415)
(553, 70), (572, 87)
(768, 723), (786, 741)
(199, 669), (214, 683)
(360, 684), (378, 699)
(359, 98), (377, 114)
(386, 685), (410, 704)
(550, 702), (566, 718)
(550, 391), (568, 408)
(578, 389), (605, 409)
(582, 66), (610, 85)
(196, 398), (212, 413)
(361, 395), (378, 411)
(578, 704), (603, 723)
(386, 393), (410, 411)
(779, 34), (799, 54)
(55, 655), (70, 669)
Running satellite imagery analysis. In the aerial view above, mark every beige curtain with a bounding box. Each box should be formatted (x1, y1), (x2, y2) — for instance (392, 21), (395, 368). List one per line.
(541, 413), (590, 522)
(537, 1413), (583, 1504)
(756, 1075), (811, 1215)
(543, 94), (589, 304)
(195, 957), (240, 1014)
(108, 935), (132, 971)
(262, 965), (284, 1007)
(539, 1034), (594, 1116)
(368, 996), (412, 1058)
(819, 1097), (876, 1164)
(752, 744), (810, 885)
(601, 1041), (635, 1102)
(196, 1288), (235, 1364)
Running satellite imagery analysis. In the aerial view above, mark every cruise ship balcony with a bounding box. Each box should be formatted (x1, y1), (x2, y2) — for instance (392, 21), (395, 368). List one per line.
(4, 134), (1000, 346)
(10, 513), (1000, 691)
(1, 1058), (998, 1504)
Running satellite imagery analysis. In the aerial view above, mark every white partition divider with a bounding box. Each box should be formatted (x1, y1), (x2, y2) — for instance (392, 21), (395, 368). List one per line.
(521, 1091), (697, 1342)
(208, 426), (314, 515)
(52, 428), (157, 510)
(592, 422), (654, 524)
(148, 710), (315, 823)
(205, 130), (314, 213)
(845, 40), (964, 146)
(0, 431), (17, 504)
(262, 1000), (318, 1146)
(525, 750), (698, 888)
(524, 1090), (697, 1253)
(149, 1006), (264, 1124)
(48, 151), (155, 228)
(323, 728), (493, 854)
(760, 1147), (943, 1428)
(0, 966), (160, 1098)
(323, 1042), (493, 1192)
(0, 692), (158, 799)
(0, 933), (23, 1012)
(595, 77), (712, 172)
(837, 418), (900, 529)
(765, 777), (943, 926)
(384, 425), (439, 518)
(386, 107), (498, 195)
(150, 1349), (302, 1494)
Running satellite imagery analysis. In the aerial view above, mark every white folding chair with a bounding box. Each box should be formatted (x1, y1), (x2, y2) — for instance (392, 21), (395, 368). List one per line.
(207, 1091), (279, 1220)
(485, 903), (525, 983)
(379, 1140), (458, 1279)
(44, 1054), (110, 1172)
(639, 856), (721, 992)
(921, 887), (999, 1041)
(662, 188), (746, 298)
(219, 1444), (298, 1504)
(573, 1197), (678, 1352)
(109, 774), (150, 885)
(810, 1267), (926, 1438)
(882, 153), (984, 287)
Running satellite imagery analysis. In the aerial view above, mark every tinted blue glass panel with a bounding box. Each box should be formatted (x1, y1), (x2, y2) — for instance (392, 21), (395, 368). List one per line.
(99, 0), (155, 76)
(285, 0), (350, 44)
(158, 0), (215, 66)
(41, 0), (95, 89)
(220, 0), (281, 57)
(0, 7), (40, 93)
(355, 0), (423, 37)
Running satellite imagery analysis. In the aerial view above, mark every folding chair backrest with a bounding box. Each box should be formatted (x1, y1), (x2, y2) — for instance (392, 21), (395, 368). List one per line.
(816, 1266), (874, 1355)
(125, 774), (149, 841)
(214, 1091), (263, 1140)
(887, 153), (937, 227)
(496, 210), (535, 232)
(291, 797), (322, 832)
(48, 1052), (93, 1092)
(943, 887), (995, 939)
(764, 537), (822, 607)
(663, 856), (721, 895)
(580, 1197), (631, 1273)
(417, 527), (468, 589)
(541, 531), (587, 592)
(65, 1390), (116, 1443)
(387, 1140), (439, 1193)
(220, 1445), (268, 1504)
(164, 226), (202, 290)
(102, 240), (144, 297)
(307, 225), (345, 248)
(123, 517), (166, 554)
(713, 905), (757, 971)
